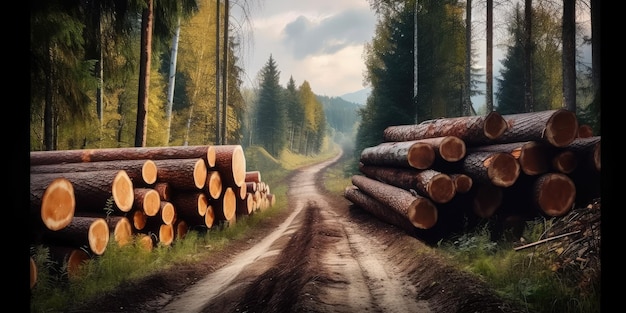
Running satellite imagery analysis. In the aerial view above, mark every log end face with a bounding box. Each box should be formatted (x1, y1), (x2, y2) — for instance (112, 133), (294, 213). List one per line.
(67, 249), (91, 279)
(408, 143), (435, 169)
(232, 145), (247, 187)
(197, 193), (209, 216)
(159, 224), (174, 246)
(429, 174), (456, 204)
(89, 218), (110, 256)
(113, 217), (132, 247)
(207, 146), (217, 168)
(142, 160), (158, 185)
(519, 142), (549, 176)
(30, 257), (37, 289)
(537, 174), (576, 217)
(176, 220), (188, 239)
(112, 171), (134, 212)
(452, 174), (473, 193)
(408, 198), (438, 229)
(207, 171), (223, 199)
(223, 187), (237, 221)
(484, 111), (508, 139)
(143, 189), (162, 217)
(41, 178), (75, 231)
(546, 109), (578, 147)
(160, 202), (176, 225)
(194, 159), (208, 190)
(488, 153), (520, 187)
(440, 136), (466, 162)
(205, 205), (215, 228)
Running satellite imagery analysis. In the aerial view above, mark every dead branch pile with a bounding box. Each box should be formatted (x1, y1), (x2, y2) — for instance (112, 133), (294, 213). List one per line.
(345, 109), (601, 246)
(29, 144), (275, 285)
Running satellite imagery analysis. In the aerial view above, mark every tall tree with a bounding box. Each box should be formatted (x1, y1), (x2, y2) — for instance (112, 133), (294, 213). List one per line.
(463, 0), (472, 116)
(255, 55), (286, 156)
(284, 76), (304, 152)
(221, 0), (230, 144)
(135, 0), (154, 147)
(561, 0), (576, 112)
(486, 0), (494, 112)
(523, 0), (534, 112)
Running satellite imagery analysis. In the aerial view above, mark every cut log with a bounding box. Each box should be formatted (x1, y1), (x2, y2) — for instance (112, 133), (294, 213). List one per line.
(358, 164), (456, 204)
(468, 141), (549, 176)
(344, 185), (417, 234)
(213, 145), (247, 187)
(551, 150), (578, 174)
(136, 234), (154, 251)
(360, 141), (435, 170)
(471, 183), (503, 218)
(169, 191), (209, 221)
(563, 136), (601, 172)
(131, 209), (147, 231)
(106, 216), (132, 247)
(30, 256), (37, 289)
(30, 145), (216, 166)
(418, 136), (466, 162)
(41, 216), (109, 255)
(496, 109), (578, 147)
(577, 124), (594, 138)
(462, 151), (520, 187)
(154, 158), (208, 190)
(158, 224), (174, 246)
(245, 171), (262, 183)
(212, 187), (237, 221)
(246, 181), (258, 193)
(133, 188), (161, 217)
(205, 204), (215, 228)
(383, 111), (508, 145)
(31, 170), (134, 214)
(47, 246), (91, 279)
(175, 220), (188, 239)
(236, 193), (255, 216)
(206, 170), (223, 199)
(450, 174), (473, 193)
(30, 177), (75, 231)
(533, 173), (576, 217)
(160, 201), (176, 225)
(351, 175), (437, 229)
(153, 182), (172, 201)
(30, 159), (158, 186)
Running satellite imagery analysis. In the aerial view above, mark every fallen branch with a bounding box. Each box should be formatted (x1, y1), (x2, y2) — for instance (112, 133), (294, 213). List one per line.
(514, 230), (581, 251)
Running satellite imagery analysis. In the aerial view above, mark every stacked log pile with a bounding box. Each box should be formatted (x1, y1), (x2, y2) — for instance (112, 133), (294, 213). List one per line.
(29, 144), (275, 283)
(345, 109), (601, 245)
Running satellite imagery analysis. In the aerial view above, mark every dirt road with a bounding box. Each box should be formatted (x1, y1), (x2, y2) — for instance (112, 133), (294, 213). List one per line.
(73, 151), (523, 313)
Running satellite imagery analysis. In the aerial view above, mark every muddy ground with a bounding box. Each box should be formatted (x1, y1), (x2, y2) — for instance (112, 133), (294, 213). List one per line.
(70, 152), (527, 313)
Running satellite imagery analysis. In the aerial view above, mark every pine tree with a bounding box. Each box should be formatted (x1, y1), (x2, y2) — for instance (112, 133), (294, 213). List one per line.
(255, 55), (287, 156)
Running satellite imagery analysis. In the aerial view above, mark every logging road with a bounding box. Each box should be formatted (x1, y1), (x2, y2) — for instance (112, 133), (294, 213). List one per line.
(71, 149), (522, 313)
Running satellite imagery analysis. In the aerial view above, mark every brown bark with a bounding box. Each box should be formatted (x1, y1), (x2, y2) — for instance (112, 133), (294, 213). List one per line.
(469, 141), (549, 176)
(358, 164), (456, 204)
(133, 188), (161, 217)
(382, 111), (508, 145)
(462, 151), (520, 187)
(419, 136), (466, 162)
(30, 177), (75, 231)
(343, 185), (417, 234)
(351, 175), (437, 229)
(246, 181), (258, 193)
(30, 159), (158, 186)
(154, 158), (208, 190)
(236, 193), (255, 216)
(497, 109), (578, 147)
(213, 145), (247, 187)
(450, 174), (473, 193)
(46, 246), (91, 278)
(360, 141), (435, 170)
(563, 136), (601, 172)
(41, 216), (109, 255)
(30, 145), (216, 166)
(31, 170), (134, 214)
(153, 182), (172, 201)
(533, 173), (576, 217)
(206, 170), (223, 199)
(169, 191), (209, 222)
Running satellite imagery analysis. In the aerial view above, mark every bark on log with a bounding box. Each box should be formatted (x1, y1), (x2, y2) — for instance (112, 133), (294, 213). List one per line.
(462, 151), (520, 187)
(450, 174), (473, 193)
(31, 170), (134, 214)
(236, 193), (255, 216)
(245, 171), (262, 183)
(496, 109), (578, 147)
(351, 175), (437, 229)
(213, 145), (247, 187)
(30, 177), (75, 231)
(30, 145), (216, 166)
(169, 191), (209, 222)
(133, 188), (161, 217)
(563, 136), (601, 172)
(358, 164), (456, 204)
(41, 216), (109, 255)
(154, 158), (207, 190)
(344, 185), (417, 234)
(212, 187), (237, 221)
(468, 141), (549, 176)
(533, 173), (576, 217)
(30, 159), (158, 186)
(382, 111), (508, 145)
(47, 246), (91, 279)
(153, 182), (172, 201)
(418, 136), (467, 162)
(206, 170), (223, 199)
(360, 140), (435, 170)
(246, 182), (258, 193)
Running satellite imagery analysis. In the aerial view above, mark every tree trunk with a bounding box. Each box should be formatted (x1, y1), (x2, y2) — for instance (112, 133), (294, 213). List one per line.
(383, 111), (508, 145)
(154, 158), (208, 190)
(462, 151), (520, 187)
(213, 145), (247, 187)
(562, 0), (576, 112)
(135, 0), (154, 147)
(245, 171), (262, 183)
(358, 164), (456, 204)
(212, 187), (237, 222)
(30, 145), (216, 166)
(30, 159), (158, 186)
(497, 109), (578, 147)
(31, 170), (134, 214)
(351, 175), (437, 229)
(30, 177), (75, 231)
(41, 216), (109, 256)
(169, 191), (209, 223)
(360, 140), (435, 170)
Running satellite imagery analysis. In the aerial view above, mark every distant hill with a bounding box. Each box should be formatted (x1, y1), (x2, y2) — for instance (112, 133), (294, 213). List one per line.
(316, 95), (361, 135)
(339, 87), (371, 105)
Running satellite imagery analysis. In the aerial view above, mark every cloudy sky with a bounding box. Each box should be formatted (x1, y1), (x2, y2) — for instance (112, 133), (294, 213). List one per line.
(232, 0), (377, 98)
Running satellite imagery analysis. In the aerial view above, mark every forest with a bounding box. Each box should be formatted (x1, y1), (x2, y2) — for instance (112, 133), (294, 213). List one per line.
(30, 0), (600, 164)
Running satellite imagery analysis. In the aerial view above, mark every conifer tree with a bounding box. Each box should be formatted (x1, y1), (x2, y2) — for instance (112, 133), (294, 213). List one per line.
(255, 55), (287, 156)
